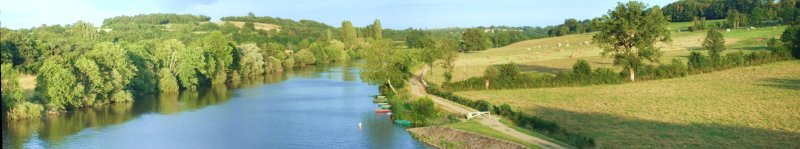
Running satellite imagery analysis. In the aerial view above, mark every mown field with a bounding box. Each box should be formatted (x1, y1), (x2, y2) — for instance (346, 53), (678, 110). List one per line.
(455, 60), (800, 148)
(424, 20), (786, 84)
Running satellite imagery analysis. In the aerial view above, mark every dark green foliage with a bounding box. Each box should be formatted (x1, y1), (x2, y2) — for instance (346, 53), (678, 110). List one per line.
(689, 16), (707, 32)
(572, 59), (592, 76)
(688, 51), (710, 72)
(102, 13), (211, 26)
(158, 68), (179, 92)
(36, 56), (83, 111)
(405, 29), (435, 49)
(703, 29), (726, 66)
(462, 28), (488, 51)
(782, 25), (800, 59)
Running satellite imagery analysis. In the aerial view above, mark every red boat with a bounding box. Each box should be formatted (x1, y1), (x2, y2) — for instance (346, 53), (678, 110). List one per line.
(375, 109), (392, 113)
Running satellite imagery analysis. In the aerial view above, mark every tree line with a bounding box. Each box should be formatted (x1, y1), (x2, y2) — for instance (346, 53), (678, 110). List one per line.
(664, 0), (799, 26)
(1, 13), (390, 119)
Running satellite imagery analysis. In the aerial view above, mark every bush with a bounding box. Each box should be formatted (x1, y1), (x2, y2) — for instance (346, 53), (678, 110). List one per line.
(158, 68), (180, 92)
(293, 49), (316, 66)
(282, 57), (295, 69)
(266, 56), (283, 73)
(572, 59), (592, 76)
(688, 51), (710, 73)
(725, 51), (746, 67)
(7, 102), (44, 119)
(408, 97), (439, 126)
(111, 90), (133, 103)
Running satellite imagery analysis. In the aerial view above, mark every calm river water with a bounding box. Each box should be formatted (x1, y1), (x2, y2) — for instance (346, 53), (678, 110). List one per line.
(2, 62), (429, 149)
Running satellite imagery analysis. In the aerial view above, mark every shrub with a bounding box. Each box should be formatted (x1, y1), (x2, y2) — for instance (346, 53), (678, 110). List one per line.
(409, 97), (439, 126)
(7, 102), (44, 119)
(688, 51), (710, 73)
(572, 59), (592, 76)
(293, 49), (316, 66)
(725, 51), (746, 67)
(158, 68), (179, 92)
(282, 57), (295, 69)
(111, 90), (133, 103)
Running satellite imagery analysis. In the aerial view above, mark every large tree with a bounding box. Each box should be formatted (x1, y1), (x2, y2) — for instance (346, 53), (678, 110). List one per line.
(462, 28), (488, 51)
(702, 28), (726, 65)
(201, 31), (234, 84)
(373, 19), (383, 39)
(341, 21), (358, 50)
(783, 25), (800, 59)
(360, 39), (410, 94)
(593, 1), (672, 82)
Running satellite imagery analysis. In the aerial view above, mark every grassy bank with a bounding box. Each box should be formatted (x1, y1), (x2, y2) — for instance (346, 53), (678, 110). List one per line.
(455, 60), (800, 148)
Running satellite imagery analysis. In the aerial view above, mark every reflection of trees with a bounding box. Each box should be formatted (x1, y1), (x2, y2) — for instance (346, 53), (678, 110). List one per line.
(3, 118), (44, 148)
(3, 61), (365, 149)
(158, 92), (180, 114)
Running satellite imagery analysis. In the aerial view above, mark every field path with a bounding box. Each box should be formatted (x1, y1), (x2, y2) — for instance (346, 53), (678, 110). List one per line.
(410, 66), (568, 149)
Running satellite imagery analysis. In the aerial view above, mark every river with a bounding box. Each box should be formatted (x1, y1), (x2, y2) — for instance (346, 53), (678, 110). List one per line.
(2, 62), (429, 149)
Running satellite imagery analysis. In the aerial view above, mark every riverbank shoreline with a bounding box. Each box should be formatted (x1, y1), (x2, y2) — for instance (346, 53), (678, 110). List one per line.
(408, 126), (527, 149)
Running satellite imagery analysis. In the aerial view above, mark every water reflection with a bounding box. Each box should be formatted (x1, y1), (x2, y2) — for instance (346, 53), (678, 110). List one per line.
(3, 61), (426, 149)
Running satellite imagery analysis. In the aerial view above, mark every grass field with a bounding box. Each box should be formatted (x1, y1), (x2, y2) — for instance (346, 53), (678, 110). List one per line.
(424, 20), (786, 84)
(455, 60), (800, 148)
(216, 21), (282, 31)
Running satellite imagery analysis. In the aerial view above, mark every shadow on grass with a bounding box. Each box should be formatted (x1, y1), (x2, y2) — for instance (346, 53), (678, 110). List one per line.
(518, 64), (570, 74)
(758, 78), (800, 90)
(530, 107), (800, 148)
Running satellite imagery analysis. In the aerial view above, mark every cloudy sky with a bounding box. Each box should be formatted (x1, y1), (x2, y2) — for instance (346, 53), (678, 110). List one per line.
(0, 0), (674, 29)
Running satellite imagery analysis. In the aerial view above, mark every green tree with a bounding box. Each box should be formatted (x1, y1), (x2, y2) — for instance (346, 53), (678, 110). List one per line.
(36, 56), (83, 111)
(341, 21), (358, 49)
(373, 19), (383, 39)
(702, 28), (726, 65)
(436, 38), (459, 83)
(294, 48), (317, 66)
(782, 25), (800, 59)
(175, 45), (205, 91)
(360, 39), (410, 94)
(592, 1), (671, 82)
(156, 39), (205, 91)
(89, 42), (137, 102)
(201, 31), (234, 84)
(405, 29), (435, 49)
(237, 44), (265, 76)
(462, 28), (488, 51)
(726, 9), (748, 29)
(1, 64), (26, 109)
(573, 59), (592, 76)
(158, 68), (179, 92)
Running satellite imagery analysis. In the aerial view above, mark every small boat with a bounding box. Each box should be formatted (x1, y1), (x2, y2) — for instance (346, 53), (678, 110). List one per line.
(375, 109), (392, 113)
(379, 104), (391, 109)
(394, 119), (411, 127)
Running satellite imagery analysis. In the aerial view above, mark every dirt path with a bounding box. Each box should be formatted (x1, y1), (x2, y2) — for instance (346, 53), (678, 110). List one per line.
(410, 66), (568, 149)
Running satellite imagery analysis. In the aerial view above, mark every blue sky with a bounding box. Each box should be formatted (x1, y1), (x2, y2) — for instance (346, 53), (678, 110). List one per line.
(0, 0), (674, 29)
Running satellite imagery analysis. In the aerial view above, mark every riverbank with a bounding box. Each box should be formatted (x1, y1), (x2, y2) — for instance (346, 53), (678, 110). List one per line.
(409, 126), (527, 149)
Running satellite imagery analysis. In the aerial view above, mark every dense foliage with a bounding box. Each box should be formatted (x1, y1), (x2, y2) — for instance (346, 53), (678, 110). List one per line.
(1, 13), (377, 117)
